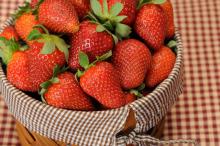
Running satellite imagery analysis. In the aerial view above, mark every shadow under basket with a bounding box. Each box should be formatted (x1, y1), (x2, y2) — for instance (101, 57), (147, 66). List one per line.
(0, 17), (184, 146)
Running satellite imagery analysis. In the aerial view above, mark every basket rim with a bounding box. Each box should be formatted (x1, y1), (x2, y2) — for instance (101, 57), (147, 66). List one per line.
(0, 16), (183, 113)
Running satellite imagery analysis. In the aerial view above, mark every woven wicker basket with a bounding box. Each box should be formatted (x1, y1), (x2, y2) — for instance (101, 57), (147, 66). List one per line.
(0, 17), (184, 146)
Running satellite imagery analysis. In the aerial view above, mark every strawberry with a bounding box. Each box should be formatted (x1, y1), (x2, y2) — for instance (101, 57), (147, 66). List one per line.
(107, 0), (137, 25)
(134, 4), (167, 50)
(145, 46), (176, 88)
(15, 13), (41, 42)
(25, 42), (66, 91)
(5, 41), (66, 92)
(7, 51), (35, 91)
(68, 21), (114, 70)
(80, 62), (125, 109)
(13, 2), (42, 42)
(0, 38), (35, 91)
(0, 26), (19, 41)
(38, 0), (79, 34)
(112, 39), (151, 89)
(160, 0), (175, 39)
(124, 93), (136, 104)
(69, 0), (90, 20)
(40, 66), (94, 110)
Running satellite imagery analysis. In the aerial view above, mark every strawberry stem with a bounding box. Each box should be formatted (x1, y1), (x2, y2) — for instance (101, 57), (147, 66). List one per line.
(33, 24), (50, 34)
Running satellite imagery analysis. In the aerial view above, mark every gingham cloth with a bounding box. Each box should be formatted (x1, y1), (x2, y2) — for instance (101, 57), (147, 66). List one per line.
(0, 0), (219, 146)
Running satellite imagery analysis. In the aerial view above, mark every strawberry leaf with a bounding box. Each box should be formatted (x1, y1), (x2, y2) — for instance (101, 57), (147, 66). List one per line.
(110, 2), (124, 16)
(0, 38), (20, 65)
(53, 64), (61, 78)
(28, 29), (42, 41)
(112, 34), (119, 44)
(113, 15), (127, 23)
(137, 0), (165, 9)
(41, 41), (56, 54)
(167, 40), (177, 48)
(130, 89), (143, 98)
(167, 40), (177, 54)
(152, 0), (166, 4)
(19, 45), (28, 51)
(115, 23), (131, 38)
(79, 51), (90, 69)
(90, 0), (103, 17)
(137, 83), (146, 91)
(96, 24), (106, 32)
(52, 36), (70, 62)
(96, 50), (112, 61)
(103, 21), (114, 31)
(39, 88), (47, 103)
(51, 77), (59, 84)
(76, 69), (84, 78)
(103, 0), (109, 17)
(12, 2), (32, 19)
(40, 81), (52, 89)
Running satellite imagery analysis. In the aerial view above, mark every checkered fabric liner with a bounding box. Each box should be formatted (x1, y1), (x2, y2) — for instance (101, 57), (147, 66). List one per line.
(0, 0), (220, 146)
(0, 9), (184, 146)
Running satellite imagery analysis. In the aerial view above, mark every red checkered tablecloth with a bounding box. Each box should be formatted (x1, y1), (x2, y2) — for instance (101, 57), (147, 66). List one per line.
(0, 0), (220, 146)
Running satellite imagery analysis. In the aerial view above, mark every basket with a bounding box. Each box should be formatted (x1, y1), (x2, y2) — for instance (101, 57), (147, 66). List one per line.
(0, 17), (184, 146)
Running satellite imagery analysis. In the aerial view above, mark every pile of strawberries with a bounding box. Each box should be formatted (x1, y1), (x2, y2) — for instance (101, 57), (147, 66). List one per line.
(0, 0), (177, 111)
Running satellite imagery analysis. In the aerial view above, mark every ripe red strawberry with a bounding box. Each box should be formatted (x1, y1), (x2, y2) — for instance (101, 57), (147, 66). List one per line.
(134, 4), (167, 50)
(160, 0), (175, 39)
(7, 51), (34, 91)
(69, 0), (90, 20)
(112, 39), (151, 89)
(15, 13), (41, 42)
(0, 26), (19, 41)
(38, 0), (79, 34)
(42, 72), (94, 110)
(80, 62), (125, 109)
(107, 0), (137, 25)
(68, 21), (114, 70)
(26, 42), (66, 91)
(145, 46), (176, 88)
(6, 42), (65, 92)
(124, 93), (136, 104)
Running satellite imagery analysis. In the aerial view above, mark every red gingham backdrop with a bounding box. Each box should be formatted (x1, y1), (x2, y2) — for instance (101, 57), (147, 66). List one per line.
(0, 0), (220, 146)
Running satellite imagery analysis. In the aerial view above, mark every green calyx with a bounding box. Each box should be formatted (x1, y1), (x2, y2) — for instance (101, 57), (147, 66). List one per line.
(167, 40), (177, 54)
(0, 37), (27, 65)
(12, 0), (44, 20)
(137, 0), (166, 9)
(39, 64), (68, 103)
(130, 83), (146, 98)
(76, 50), (112, 77)
(89, 0), (132, 44)
(28, 25), (70, 62)
(12, 2), (32, 19)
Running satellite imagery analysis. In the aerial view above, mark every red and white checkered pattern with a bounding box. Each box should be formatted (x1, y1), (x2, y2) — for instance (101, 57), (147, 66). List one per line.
(0, 0), (220, 146)
(163, 0), (220, 146)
